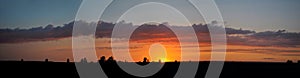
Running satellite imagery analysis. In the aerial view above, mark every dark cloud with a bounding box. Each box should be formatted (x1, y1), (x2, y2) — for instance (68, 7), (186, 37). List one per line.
(228, 30), (300, 47)
(0, 21), (73, 43)
(0, 21), (114, 43)
(0, 21), (299, 48)
(192, 24), (255, 34)
(130, 23), (178, 42)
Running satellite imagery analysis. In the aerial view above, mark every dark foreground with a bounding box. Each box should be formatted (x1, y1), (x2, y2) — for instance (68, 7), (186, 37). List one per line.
(0, 61), (299, 78)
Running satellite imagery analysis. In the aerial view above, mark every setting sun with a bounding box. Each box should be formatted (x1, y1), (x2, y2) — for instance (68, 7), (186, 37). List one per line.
(149, 43), (166, 62)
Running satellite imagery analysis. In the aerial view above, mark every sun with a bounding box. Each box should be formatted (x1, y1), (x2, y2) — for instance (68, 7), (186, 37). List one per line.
(149, 43), (167, 62)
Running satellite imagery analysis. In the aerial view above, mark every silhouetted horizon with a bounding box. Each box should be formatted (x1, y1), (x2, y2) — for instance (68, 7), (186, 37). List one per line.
(1, 57), (299, 63)
(1, 59), (299, 78)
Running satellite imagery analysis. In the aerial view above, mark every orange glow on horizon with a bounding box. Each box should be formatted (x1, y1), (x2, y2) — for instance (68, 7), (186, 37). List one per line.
(128, 26), (182, 62)
(0, 37), (299, 62)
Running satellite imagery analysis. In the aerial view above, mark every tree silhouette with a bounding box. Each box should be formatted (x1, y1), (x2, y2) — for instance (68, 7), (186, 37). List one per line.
(106, 56), (115, 63)
(143, 57), (147, 63)
(99, 56), (106, 63)
(80, 58), (87, 63)
(67, 58), (70, 63)
(45, 59), (48, 62)
(286, 60), (293, 64)
(159, 59), (162, 63)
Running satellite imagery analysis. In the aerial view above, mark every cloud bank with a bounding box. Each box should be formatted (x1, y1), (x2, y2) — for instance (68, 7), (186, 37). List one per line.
(0, 21), (299, 48)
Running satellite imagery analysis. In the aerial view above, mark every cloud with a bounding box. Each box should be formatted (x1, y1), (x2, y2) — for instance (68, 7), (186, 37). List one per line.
(0, 21), (113, 43)
(0, 21), (299, 48)
(228, 30), (300, 47)
(0, 22), (73, 43)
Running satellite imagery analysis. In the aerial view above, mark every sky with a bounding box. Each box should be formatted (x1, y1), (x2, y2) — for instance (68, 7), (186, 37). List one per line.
(0, 0), (299, 62)
(0, 0), (300, 32)
(0, 0), (81, 29)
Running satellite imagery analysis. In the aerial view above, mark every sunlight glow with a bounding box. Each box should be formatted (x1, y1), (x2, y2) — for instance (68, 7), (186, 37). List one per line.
(149, 43), (166, 62)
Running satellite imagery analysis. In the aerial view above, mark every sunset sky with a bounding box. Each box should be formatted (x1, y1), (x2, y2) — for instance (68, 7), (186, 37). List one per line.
(0, 0), (299, 62)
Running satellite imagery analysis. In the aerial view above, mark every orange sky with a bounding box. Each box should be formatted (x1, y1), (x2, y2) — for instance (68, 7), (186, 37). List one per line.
(0, 37), (299, 62)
